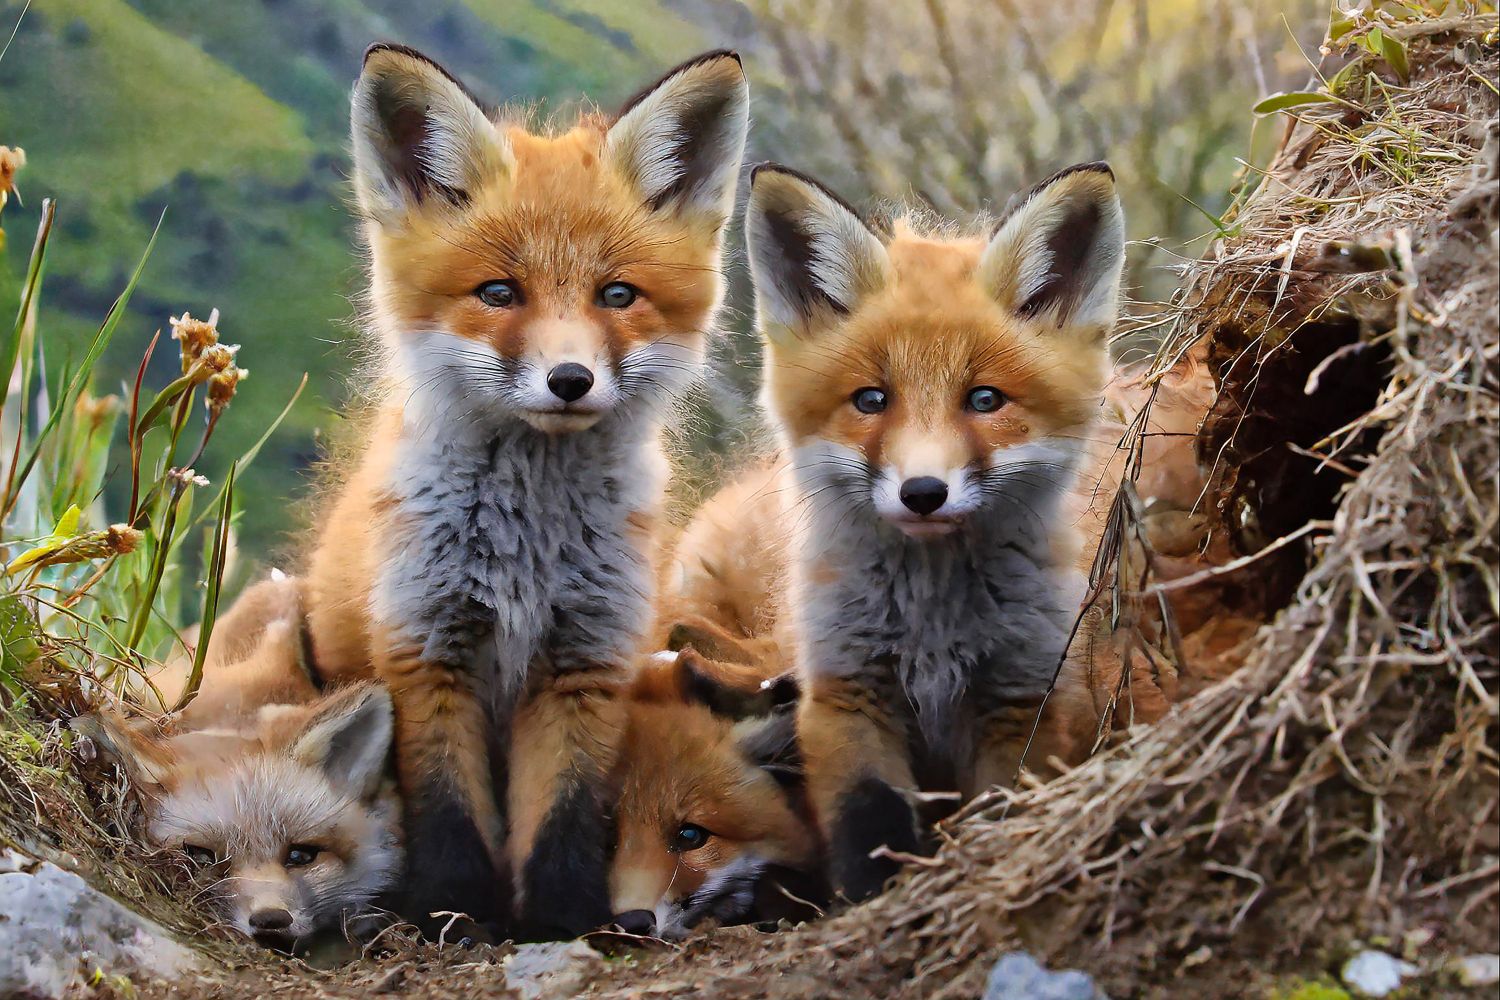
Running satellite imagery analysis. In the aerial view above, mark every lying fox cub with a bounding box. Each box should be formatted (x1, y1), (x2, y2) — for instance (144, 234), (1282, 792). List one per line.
(609, 646), (819, 939)
(744, 160), (1127, 901)
(77, 675), (399, 952)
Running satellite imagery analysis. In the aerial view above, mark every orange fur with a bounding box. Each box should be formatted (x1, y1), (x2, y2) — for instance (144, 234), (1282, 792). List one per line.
(609, 649), (816, 937)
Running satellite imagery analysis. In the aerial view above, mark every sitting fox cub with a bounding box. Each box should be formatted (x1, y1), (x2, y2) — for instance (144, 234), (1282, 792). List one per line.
(743, 161), (1128, 901)
(304, 45), (750, 936)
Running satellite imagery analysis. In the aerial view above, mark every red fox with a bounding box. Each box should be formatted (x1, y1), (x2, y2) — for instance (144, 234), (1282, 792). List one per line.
(608, 647), (818, 940)
(302, 45), (750, 936)
(75, 682), (400, 952)
(743, 161), (1127, 901)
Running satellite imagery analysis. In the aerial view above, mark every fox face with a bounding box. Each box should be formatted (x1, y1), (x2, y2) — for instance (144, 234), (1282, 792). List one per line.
(608, 650), (816, 939)
(747, 164), (1125, 538)
(78, 684), (400, 952)
(351, 46), (748, 434)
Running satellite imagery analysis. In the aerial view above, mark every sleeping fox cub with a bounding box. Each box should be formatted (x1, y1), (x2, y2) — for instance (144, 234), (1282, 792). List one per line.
(77, 680), (400, 952)
(744, 161), (1127, 901)
(304, 45), (750, 936)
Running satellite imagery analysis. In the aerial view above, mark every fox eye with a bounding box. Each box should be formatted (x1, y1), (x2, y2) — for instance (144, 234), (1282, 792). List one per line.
(851, 387), (888, 414)
(475, 280), (522, 308)
(672, 823), (711, 853)
(966, 386), (1006, 413)
(182, 844), (219, 868)
(597, 282), (638, 309)
(284, 844), (321, 868)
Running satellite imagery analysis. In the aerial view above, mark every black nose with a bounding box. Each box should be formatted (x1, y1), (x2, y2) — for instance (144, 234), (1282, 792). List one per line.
(248, 907), (293, 931)
(546, 362), (594, 402)
(612, 909), (656, 936)
(899, 476), (949, 515)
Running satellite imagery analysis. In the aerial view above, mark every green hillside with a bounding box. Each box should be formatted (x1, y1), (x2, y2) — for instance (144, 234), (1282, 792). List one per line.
(0, 0), (1309, 559)
(0, 0), (732, 552)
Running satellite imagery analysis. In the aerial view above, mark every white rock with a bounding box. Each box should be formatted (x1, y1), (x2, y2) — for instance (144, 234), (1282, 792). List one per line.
(1456, 954), (1500, 987)
(0, 860), (200, 998)
(1341, 950), (1418, 997)
(502, 940), (601, 1000)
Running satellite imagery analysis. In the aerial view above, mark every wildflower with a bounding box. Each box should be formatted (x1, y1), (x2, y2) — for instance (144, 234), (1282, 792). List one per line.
(169, 309), (222, 373)
(168, 468), (211, 489)
(0, 145), (23, 250)
(169, 308), (247, 413)
(206, 364), (247, 416)
(74, 393), (120, 434)
(0, 145), (24, 210)
(6, 523), (144, 575)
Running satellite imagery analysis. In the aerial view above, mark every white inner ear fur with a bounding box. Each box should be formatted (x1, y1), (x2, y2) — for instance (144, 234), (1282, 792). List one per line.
(978, 171), (1126, 334)
(606, 57), (748, 221)
(351, 53), (512, 222)
(747, 176), (889, 340)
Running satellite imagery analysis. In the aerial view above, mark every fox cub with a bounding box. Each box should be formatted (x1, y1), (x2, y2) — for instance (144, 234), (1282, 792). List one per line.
(743, 161), (1127, 901)
(303, 45), (750, 936)
(608, 646), (818, 940)
(77, 680), (400, 952)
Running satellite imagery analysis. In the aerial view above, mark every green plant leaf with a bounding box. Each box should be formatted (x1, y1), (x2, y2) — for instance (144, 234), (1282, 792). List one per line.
(1253, 91), (1340, 115)
(0, 592), (40, 689)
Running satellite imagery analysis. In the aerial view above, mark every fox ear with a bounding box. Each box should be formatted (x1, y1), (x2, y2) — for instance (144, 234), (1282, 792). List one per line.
(351, 43), (511, 222)
(732, 704), (802, 788)
(746, 164), (889, 344)
(607, 50), (749, 225)
(71, 711), (173, 792)
(290, 684), (393, 800)
(979, 161), (1126, 338)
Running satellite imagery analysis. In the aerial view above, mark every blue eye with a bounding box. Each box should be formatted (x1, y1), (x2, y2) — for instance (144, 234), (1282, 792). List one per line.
(284, 844), (321, 868)
(967, 386), (1005, 413)
(598, 282), (638, 309)
(852, 387), (888, 414)
(672, 823), (711, 852)
(476, 280), (521, 308)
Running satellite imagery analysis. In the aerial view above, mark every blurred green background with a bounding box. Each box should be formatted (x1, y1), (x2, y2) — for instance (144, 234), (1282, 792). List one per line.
(0, 0), (1319, 564)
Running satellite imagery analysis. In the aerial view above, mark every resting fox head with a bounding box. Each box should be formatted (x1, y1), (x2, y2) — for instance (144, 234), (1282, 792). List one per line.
(746, 162), (1125, 538)
(77, 683), (400, 952)
(609, 649), (817, 939)
(351, 45), (749, 434)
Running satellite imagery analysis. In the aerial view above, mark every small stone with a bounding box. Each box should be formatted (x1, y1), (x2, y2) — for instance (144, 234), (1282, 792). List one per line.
(1341, 950), (1418, 997)
(1455, 954), (1500, 987)
(0, 860), (200, 998)
(502, 940), (602, 1000)
(984, 951), (1107, 1000)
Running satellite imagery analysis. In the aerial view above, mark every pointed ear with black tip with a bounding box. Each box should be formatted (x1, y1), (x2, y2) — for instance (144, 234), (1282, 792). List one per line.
(607, 50), (749, 226)
(351, 43), (512, 223)
(732, 704), (802, 790)
(676, 647), (771, 718)
(746, 164), (889, 345)
(979, 161), (1126, 339)
(288, 684), (393, 800)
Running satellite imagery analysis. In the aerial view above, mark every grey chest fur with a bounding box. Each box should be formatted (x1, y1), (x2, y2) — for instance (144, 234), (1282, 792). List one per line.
(799, 496), (1077, 760)
(373, 412), (656, 707)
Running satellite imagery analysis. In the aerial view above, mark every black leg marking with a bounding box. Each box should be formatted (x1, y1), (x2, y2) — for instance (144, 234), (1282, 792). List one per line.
(519, 778), (614, 939)
(398, 787), (508, 939)
(829, 775), (923, 903)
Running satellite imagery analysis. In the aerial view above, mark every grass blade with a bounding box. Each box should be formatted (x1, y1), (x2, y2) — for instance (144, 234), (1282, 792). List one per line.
(172, 462), (234, 712)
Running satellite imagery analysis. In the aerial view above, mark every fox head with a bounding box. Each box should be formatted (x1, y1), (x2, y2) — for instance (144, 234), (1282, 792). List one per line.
(350, 45), (749, 434)
(608, 649), (816, 940)
(77, 684), (400, 952)
(746, 163), (1126, 538)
